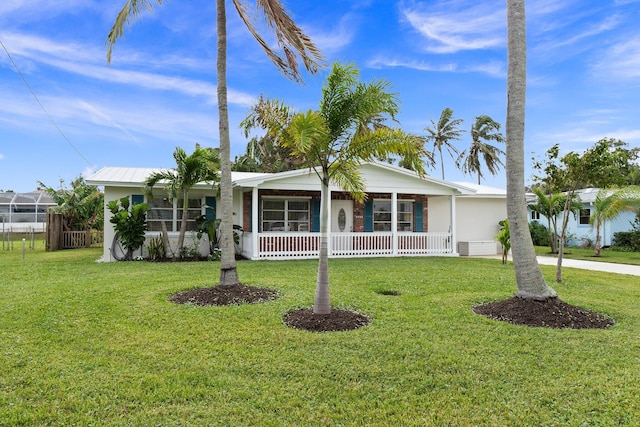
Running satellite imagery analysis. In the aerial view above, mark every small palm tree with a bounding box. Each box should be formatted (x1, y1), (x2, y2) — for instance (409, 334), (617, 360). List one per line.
(590, 187), (640, 256)
(242, 62), (425, 314)
(424, 107), (464, 180)
(457, 115), (505, 184)
(529, 187), (581, 254)
(144, 145), (220, 252)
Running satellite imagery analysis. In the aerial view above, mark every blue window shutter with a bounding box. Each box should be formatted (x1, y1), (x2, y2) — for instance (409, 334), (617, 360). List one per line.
(364, 200), (373, 232)
(414, 201), (423, 232)
(205, 197), (216, 220)
(131, 194), (144, 206)
(312, 199), (320, 232)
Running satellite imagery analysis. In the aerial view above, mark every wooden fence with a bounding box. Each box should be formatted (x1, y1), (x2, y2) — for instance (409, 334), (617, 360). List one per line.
(46, 212), (103, 251)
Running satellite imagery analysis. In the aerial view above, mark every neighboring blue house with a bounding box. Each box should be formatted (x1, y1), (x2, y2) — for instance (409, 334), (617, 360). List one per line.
(528, 188), (638, 247)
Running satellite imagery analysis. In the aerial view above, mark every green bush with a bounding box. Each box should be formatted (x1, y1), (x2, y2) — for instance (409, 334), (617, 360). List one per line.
(107, 197), (150, 260)
(612, 230), (640, 252)
(147, 236), (165, 261)
(529, 220), (550, 246)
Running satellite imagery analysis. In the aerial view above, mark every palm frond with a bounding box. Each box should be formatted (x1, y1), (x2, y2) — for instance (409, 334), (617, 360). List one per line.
(328, 161), (366, 202)
(106, 0), (162, 63)
(232, 0), (324, 83)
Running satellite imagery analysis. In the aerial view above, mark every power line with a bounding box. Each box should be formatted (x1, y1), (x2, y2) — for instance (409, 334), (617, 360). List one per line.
(0, 38), (96, 172)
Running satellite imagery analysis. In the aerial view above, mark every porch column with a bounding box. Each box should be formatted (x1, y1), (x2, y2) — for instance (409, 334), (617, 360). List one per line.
(450, 195), (457, 254)
(252, 187), (259, 259)
(391, 192), (398, 255)
(327, 189), (332, 256)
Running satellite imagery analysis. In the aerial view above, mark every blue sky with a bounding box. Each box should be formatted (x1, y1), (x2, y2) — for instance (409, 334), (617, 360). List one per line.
(1, 0), (639, 192)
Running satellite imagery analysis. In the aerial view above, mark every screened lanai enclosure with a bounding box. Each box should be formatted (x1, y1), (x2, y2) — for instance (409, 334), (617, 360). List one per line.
(0, 192), (55, 232)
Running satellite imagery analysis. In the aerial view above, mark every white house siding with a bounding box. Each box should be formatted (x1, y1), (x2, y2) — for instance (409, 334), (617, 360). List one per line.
(102, 186), (136, 262)
(89, 163), (509, 261)
(429, 195), (506, 255)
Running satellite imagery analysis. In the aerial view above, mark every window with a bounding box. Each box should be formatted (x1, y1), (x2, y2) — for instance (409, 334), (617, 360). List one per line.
(373, 200), (413, 232)
(147, 196), (204, 232)
(397, 201), (413, 231)
(531, 211), (540, 220)
(262, 199), (309, 232)
(579, 208), (590, 225)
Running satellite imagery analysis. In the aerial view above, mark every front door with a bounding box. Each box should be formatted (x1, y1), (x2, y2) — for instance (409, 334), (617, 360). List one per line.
(331, 200), (353, 233)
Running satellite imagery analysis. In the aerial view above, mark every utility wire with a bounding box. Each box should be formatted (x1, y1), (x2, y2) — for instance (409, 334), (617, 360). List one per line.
(0, 38), (96, 172)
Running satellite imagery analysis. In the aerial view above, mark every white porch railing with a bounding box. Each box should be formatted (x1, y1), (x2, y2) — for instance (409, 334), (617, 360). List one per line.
(244, 231), (453, 259)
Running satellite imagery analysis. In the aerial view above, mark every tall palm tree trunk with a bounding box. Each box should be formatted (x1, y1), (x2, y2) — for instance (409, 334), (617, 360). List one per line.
(438, 146), (445, 180)
(217, 0), (239, 286)
(314, 176), (331, 314)
(506, 0), (556, 300)
(177, 194), (189, 250)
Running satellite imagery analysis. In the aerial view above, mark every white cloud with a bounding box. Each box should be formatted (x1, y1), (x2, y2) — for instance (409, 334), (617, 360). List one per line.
(0, 153), (4, 160)
(307, 15), (356, 54)
(367, 56), (457, 72)
(592, 36), (640, 80)
(400, 2), (505, 54)
(0, 31), (255, 107)
(367, 56), (504, 78)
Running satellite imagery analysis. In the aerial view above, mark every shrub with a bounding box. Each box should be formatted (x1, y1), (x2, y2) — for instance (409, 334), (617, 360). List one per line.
(612, 230), (640, 252)
(147, 236), (165, 261)
(107, 197), (150, 261)
(529, 220), (550, 246)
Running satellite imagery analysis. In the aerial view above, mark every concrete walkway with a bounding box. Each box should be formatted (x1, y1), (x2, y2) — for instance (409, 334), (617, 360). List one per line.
(535, 256), (640, 276)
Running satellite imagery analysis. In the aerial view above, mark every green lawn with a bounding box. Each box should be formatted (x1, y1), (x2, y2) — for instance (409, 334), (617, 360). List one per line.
(2, 245), (640, 426)
(535, 245), (640, 266)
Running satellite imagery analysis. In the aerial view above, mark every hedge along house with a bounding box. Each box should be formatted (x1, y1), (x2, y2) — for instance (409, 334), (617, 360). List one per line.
(87, 162), (506, 261)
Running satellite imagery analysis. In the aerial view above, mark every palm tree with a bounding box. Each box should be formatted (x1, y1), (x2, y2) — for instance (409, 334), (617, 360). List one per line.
(590, 187), (640, 256)
(528, 187), (581, 254)
(242, 62), (426, 314)
(106, 0), (323, 286)
(457, 115), (505, 184)
(424, 107), (464, 180)
(233, 133), (305, 173)
(144, 145), (220, 252)
(505, 0), (556, 300)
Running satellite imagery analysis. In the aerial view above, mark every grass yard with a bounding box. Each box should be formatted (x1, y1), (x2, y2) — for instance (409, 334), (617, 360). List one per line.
(1, 246), (640, 426)
(535, 245), (640, 266)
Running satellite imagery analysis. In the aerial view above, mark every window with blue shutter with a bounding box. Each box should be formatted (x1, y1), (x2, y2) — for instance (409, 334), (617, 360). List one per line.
(131, 194), (144, 206)
(205, 197), (216, 220)
(364, 200), (373, 232)
(414, 201), (423, 232)
(311, 199), (320, 232)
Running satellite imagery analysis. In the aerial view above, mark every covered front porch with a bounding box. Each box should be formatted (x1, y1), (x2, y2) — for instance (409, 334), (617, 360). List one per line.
(234, 163), (468, 260)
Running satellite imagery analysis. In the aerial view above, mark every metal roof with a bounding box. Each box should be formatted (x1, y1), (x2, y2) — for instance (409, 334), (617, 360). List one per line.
(0, 192), (56, 205)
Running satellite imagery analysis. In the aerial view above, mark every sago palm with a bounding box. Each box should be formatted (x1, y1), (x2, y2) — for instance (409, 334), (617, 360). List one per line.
(242, 62), (426, 314)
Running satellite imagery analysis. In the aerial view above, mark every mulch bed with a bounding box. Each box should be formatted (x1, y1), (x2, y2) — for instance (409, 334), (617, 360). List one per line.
(284, 308), (370, 332)
(168, 284), (280, 306)
(169, 284), (369, 332)
(170, 285), (613, 331)
(473, 296), (615, 329)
